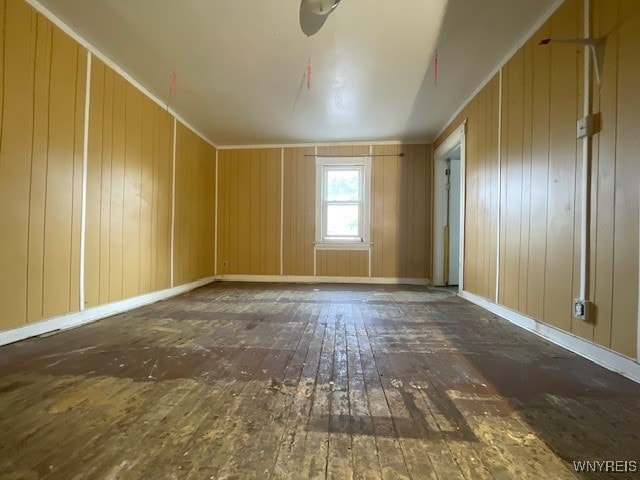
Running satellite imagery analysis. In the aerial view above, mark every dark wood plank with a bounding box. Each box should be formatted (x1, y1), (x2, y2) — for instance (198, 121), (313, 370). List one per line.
(0, 282), (638, 480)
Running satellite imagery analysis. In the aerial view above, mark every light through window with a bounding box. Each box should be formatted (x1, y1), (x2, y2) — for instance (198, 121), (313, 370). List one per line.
(316, 157), (371, 247)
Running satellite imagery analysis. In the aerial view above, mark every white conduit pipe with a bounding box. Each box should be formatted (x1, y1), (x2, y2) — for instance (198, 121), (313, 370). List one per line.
(579, 0), (591, 303)
(495, 68), (503, 304)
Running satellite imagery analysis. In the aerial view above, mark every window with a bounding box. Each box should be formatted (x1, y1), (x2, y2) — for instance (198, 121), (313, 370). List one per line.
(316, 157), (371, 247)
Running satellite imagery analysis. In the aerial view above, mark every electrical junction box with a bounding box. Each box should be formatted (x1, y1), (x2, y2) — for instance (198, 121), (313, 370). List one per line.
(573, 299), (591, 321)
(577, 115), (595, 138)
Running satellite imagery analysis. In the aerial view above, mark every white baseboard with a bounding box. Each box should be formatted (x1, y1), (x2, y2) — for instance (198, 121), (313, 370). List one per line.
(0, 276), (216, 347)
(216, 274), (430, 286)
(460, 290), (640, 384)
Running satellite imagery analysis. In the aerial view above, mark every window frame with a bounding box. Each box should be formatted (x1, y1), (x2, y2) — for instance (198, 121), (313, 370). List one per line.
(315, 156), (372, 249)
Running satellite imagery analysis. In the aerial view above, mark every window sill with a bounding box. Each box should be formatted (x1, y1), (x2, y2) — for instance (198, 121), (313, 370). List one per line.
(314, 242), (372, 251)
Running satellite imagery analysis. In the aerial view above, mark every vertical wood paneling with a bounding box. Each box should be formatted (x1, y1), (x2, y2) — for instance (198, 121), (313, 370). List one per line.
(86, 58), (173, 306)
(519, 40), (534, 314)
(121, 83), (143, 299)
(139, 98), (153, 295)
(98, 66), (114, 304)
(0, 0), (216, 333)
(436, 0), (639, 359)
(474, 85), (487, 297)
(371, 144), (431, 279)
(108, 73), (125, 302)
(434, 78), (500, 301)
(591, 0), (618, 349)
(236, 149), (251, 273)
(68, 38), (84, 315)
(174, 123), (216, 285)
(222, 143), (431, 280)
(526, 21), (552, 321)
(542, 0), (579, 333)
(85, 56), (103, 308)
(409, 144), (431, 280)
(26, 13), (52, 323)
(0, 0), (86, 329)
(465, 92), (479, 293)
(249, 150), (260, 273)
(610, 0), (639, 357)
(155, 111), (172, 288)
(488, 76), (500, 301)
(217, 148), (280, 275)
(282, 147), (315, 276)
(501, 48), (525, 311)
(374, 145), (398, 278)
(0, 0), (33, 328)
(316, 250), (369, 277)
(264, 149), (281, 274)
(45, 26), (79, 317)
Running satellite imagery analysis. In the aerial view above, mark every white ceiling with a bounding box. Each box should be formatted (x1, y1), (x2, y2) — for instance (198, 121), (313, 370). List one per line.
(36, 0), (557, 146)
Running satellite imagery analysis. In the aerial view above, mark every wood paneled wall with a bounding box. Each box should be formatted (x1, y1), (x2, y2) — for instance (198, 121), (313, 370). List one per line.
(371, 144), (431, 279)
(217, 148), (281, 275)
(0, 0), (86, 329)
(282, 147), (315, 276)
(85, 58), (174, 307)
(436, 0), (640, 359)
(0, 0), (216, 332)
(174, 124), (216, 285)
(317, 250), (369, 277)
(464, 78), (500, 301)
(218, 143), (432, 280)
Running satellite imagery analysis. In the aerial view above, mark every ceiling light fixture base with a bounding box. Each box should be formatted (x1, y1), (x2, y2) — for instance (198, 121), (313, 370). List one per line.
(305, 0), (341, 16)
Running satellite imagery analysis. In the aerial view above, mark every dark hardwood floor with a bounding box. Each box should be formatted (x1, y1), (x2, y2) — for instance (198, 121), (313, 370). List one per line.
(0, 282), (639, 479)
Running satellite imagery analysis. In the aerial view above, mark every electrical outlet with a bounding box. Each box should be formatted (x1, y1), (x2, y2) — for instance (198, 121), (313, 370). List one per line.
(573, 299), (591, 321)
(223, 260), (228, 268)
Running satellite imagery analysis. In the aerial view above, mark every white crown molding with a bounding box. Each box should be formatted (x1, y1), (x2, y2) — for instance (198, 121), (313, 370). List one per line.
(216, 140), (430, 150)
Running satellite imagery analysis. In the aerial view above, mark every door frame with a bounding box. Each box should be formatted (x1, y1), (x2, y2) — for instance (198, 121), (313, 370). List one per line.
(433, 120), (466, 290)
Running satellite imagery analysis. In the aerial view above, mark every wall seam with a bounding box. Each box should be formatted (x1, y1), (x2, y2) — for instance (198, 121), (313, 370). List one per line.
(607, 0), (620, 349)
(459, 128), (466, 293)
(495, 68), (503, 303)
(25, 13), (38, 322)
(79, 51), (92, 311)
(214, 148), (218, 276)
(313, 146), (318, 276)
(280, 148), (284, 276)
(136, 89), (143, 297)
(368, 145), (373, 277)
(40, 22), (53, 316)
(170, 118), (177, 287)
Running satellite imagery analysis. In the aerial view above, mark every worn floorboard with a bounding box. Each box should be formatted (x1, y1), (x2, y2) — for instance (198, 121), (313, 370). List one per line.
(0, 282), (639, 479)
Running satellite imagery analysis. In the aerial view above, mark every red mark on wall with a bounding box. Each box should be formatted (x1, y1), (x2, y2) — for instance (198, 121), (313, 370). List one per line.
(171, 66), (177, 92)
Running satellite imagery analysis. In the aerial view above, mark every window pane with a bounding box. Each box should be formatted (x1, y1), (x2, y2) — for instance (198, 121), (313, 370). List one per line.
(326, 170), (360, 201)
(326, 204), (359, 237)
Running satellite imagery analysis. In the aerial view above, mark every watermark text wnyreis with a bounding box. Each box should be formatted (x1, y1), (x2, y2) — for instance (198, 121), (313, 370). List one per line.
(573, 460), (637, 473)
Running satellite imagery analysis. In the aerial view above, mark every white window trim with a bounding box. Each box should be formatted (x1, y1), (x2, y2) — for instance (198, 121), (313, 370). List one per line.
(315, 157), (372, 250)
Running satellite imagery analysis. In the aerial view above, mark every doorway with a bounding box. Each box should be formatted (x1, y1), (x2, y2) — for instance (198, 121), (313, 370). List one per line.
(433, 122), (466, 290)
(446, 150), (461, 286)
